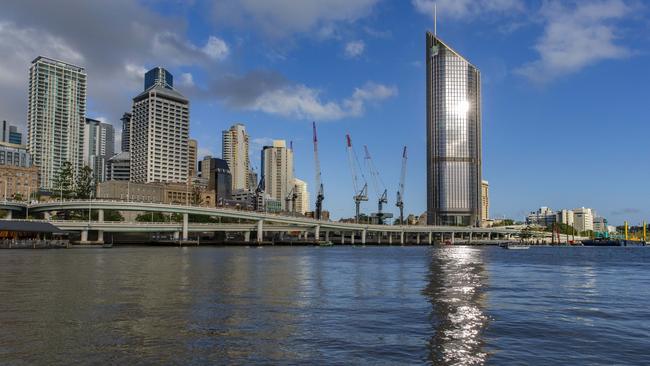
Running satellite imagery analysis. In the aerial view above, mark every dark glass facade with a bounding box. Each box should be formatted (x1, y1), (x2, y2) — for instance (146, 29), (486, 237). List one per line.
(144, 67), (173, 90)
(426, 32), (482, 226)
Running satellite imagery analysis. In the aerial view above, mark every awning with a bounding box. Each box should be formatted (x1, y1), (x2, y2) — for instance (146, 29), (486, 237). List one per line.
(0, 221), (65, 234)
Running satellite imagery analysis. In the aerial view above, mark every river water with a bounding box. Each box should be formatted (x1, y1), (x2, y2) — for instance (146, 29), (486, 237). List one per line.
(0, 246), (648, 365)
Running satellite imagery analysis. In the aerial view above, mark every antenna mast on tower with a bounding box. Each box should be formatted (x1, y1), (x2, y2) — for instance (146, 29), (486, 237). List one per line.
(434, 3), (437, 36)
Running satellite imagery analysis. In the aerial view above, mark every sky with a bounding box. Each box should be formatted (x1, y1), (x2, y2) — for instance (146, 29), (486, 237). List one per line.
(1, 0), (649, 224)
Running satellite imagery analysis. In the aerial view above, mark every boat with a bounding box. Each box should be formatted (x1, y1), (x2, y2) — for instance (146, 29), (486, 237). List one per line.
(500, 242), (530, 250)
(318, 241), (334, 247)
(581, 239), (645, 247)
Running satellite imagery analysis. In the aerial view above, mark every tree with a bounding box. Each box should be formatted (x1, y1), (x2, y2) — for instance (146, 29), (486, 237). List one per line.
(75, 165), (94, 199)
(191, 185), (203, 206)
(52, 161), (74, 199)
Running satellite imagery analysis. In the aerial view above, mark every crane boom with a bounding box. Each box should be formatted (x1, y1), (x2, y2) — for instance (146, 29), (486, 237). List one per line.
(396, 146), (407, 225)
(313, 122), (324, 220)
(364, 145), (388, 224)
(346, 134), (368, 223)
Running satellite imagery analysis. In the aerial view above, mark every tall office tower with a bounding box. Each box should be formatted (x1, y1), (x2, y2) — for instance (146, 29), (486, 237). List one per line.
(293, 178), (309, 215)
(222, 123), (250, 191)
(261, 140), (294, 211)
(481, 180), (489, 222)
(106, 152), (130, 181)
(2, 121), (22, 145)
(27, 56), (86, 189)
(188, 139), (197, 178)
(83, 118), (115, 182)
(130, 67), (189, 183)
(200, 157), (232, 205)
(426, 32), (482, 226)
(120, 112), (132, 152)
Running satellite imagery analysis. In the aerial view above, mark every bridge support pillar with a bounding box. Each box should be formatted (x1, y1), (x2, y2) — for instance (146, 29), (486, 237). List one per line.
(451, 232), (455, 244)
(80, 230), (88, 243)
(361, 230), (366, 245)
(6, 210), (12, 220)
(325, 231), (329, 242)
(182, 213), (188, 241)
(469, 232), (473, 244)
(351, 232), (355, 245)
(378, 232), (382, 245)
(257, 220), (264, 242)
(174, 231), (180, 240)
(244, 231), (251, 242)
(417, 233), (420, 245)
(98, 209), (104, 222)
(97, 231), (104, 244)
(341, 232), (345, 244)
(389, 233), (392, 245)
(428, 232), (432, 245)
(400, 231), (404, 245)
(315, 225), (320, 243)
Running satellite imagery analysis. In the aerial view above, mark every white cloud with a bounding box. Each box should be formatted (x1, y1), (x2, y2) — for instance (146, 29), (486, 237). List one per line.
(344, 40), (365, 58)
(412, 0), (524, 19)
(212, 0), (380, 38)
(249, 82), (397, 121)
(516, 0), (633, 84)
(180, 72), (194, 87)
(202, 36), (230, 60)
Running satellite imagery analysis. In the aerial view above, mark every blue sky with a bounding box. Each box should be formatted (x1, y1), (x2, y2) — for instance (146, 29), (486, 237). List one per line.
(1, 0), (649, 223)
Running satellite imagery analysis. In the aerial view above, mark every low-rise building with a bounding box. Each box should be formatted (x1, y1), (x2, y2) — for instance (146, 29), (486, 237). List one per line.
(593, 216), (608, 233)
(106, 152), (130, 181)
(573, 207), (594, 233)
(526, 207), (557, 227)
(0, 142), (38, 200)
(97, 180), (193, 205)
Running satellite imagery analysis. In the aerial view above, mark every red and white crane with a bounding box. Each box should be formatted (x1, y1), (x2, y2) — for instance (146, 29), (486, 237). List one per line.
(312, 122), (324, 220)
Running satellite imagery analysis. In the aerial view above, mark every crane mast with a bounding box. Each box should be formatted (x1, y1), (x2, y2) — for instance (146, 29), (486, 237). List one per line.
(346, 134), (368, 223)
(313, 122), (324, 220)
(364, 145), (388, 225)
(396, 146), (407, 225)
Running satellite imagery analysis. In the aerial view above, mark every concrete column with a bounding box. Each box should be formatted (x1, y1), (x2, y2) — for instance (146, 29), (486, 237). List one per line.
(378, 232), (382, 244)
(341, 232), (345, 244)
(469, 232), (473, 244)
(98, 209), (104, 222)
(428, 232), (433, 245)
(6, 210), (12, 220)
(97, 231), (104, 244)
(361, 230), (366, 245)
(244, 231), (251, 242)
(173, 231), (180, 240)
(182, 213), (188, 241)
(417, 233), (420, 245)
(80, 230), (88, 243)
(315, 225), (320, 242)
(389, 233), (392, 244)
(351, 232), (355, 245)
(400, 231), (405, 245)
(257, 220), (263, 242)
(325, 231), (329, 242)
(451, 232), (455, 244)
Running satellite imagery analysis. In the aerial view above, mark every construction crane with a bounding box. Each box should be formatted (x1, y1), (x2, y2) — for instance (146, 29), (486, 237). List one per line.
(285, 185), (297, 215)
(346, 134), (368, 223)
(312, 122), (324, 220)
(396, 146), (407, 225)
(254, 175), (265, 212)
(364, 145), (388, 225)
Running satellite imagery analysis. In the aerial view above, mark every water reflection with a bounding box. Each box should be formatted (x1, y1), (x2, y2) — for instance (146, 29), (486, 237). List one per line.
(423, 246), (490, 365)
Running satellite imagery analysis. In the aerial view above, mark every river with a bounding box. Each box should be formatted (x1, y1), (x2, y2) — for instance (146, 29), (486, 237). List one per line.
(0, 246), (648, 365)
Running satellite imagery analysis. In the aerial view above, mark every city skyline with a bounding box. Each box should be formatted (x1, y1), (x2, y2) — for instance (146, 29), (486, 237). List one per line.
(1, 1), (649, 222)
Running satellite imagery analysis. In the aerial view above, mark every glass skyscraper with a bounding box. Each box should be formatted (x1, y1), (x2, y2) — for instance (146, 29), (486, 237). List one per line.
(426, 32), (482, 226)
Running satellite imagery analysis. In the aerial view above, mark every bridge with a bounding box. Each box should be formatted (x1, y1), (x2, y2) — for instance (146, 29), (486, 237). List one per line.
(0, 200), (521, 245)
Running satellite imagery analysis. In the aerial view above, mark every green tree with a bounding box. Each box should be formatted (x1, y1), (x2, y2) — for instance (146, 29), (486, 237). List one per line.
(52, 161), (74, 199)
(75, 165), (94, 199)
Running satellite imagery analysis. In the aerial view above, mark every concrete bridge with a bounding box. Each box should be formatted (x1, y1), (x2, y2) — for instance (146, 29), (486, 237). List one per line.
(1, 200), (521, 245)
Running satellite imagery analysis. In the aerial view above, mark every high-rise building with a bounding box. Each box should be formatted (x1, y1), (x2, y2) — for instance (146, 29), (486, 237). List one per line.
(120, 112), (131, 152)
(27, 56), (86, 189)
(188, 139), (197, 178)
(199, 157), (232, 206)
(573, 207), (594, 233)
(130, 67), (189, 183)
(261, 140), (294, 211)
(83, 118), (115, 182)
(106, 151), (130, 181)
(481, 180), (489, 222)
(2, 121), (22, 145)
(222, 123), (250, 191)
(293, 178), (309, 215)
(426, 32), (482, 226)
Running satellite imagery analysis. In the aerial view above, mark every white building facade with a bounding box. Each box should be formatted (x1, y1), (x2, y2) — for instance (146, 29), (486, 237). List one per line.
(27, 56), (87, 189)
(222, 124), (250, 191)
(262, 140), (294, 211)
(130, 68), (189, 184)
(293, 178), (309, 215)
